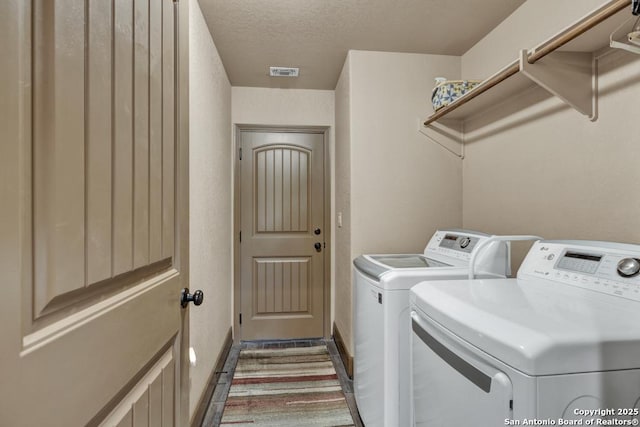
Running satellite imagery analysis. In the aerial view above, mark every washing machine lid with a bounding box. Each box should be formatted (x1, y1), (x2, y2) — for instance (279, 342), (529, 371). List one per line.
(370, 254), (445, 268)
(353, 254), (451, 281)
(410, 277), (640, 376)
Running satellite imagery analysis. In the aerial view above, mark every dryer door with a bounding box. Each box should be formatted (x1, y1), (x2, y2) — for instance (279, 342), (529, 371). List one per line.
(411, 310), (513, 426)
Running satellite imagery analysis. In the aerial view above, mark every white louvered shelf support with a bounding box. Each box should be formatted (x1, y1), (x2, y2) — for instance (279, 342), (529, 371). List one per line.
(418, 118), (464, 158)
(519, 49), (596, 120)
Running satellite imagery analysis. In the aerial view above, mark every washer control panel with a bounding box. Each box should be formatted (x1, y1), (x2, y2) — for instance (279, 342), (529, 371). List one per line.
(617, 257), (640, 277)
(425, 230), (483, 261)
(520, 241), (640, 302)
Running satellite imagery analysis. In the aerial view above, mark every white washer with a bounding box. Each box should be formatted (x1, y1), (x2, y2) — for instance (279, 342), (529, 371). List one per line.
(411, 239), (640, 426)
(353, 229), (515, 427)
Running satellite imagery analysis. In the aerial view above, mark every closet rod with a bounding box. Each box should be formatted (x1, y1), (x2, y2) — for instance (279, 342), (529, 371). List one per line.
(528, 0), (631, 63)
(424, 0), (631, 126)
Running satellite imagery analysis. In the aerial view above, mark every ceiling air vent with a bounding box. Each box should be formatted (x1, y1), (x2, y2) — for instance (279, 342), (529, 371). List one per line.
(269, 67), (299, 77)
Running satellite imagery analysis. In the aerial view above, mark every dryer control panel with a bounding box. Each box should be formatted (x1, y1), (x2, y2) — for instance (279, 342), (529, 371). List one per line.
(519, 240), (640, 302)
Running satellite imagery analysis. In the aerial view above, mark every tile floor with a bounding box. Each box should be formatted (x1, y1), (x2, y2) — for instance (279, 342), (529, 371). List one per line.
(200, 338), (363, 427)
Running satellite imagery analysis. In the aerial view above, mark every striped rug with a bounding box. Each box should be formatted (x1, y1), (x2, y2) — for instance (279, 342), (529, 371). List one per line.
(220, 344), (355, 426)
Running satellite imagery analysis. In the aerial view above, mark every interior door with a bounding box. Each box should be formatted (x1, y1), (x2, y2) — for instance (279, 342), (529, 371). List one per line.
(239, 130), (325, 340)
(0, 1), (189, 425)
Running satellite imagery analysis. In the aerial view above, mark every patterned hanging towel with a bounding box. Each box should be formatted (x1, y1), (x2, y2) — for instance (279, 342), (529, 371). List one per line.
(634, 0), (640, 16)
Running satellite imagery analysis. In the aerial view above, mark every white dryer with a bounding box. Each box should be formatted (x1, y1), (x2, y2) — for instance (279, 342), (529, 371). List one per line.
(411, 239), (640, 426)
(353, 229), (528, 427)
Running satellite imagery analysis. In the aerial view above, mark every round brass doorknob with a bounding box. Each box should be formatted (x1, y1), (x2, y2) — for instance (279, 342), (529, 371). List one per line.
(181, 288), (204, 308)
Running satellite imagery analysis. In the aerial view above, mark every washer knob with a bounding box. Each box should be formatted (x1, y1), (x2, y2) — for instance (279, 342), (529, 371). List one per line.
(459, 237), (471, 249)
(617, 258), (640, 277)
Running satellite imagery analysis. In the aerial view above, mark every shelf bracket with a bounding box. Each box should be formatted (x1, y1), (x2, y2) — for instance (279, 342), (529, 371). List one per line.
(418, 118), (464, 158)
(519, 49), (596, 121)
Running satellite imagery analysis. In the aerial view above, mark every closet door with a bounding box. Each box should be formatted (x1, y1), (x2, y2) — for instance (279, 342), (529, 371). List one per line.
(0, 1), (189, 425)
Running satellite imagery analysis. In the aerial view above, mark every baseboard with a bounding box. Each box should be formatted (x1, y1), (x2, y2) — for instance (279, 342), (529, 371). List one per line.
(190, 327), (233, 427)
(332, 322), (353, 378)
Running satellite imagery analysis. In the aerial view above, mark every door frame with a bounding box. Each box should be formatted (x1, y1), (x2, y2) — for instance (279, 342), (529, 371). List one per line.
(233, 125), (331, 341)
(177, 0), (190, 425)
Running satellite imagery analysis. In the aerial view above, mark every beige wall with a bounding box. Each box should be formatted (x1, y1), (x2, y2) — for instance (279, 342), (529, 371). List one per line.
(232, 87), (335, 128)
(231, 86), (337, 326)
(462, 0), (608, 79)
(188, 0), (232, 419)
(334, 50), (463, 352)
(461, 0), (640, 268)
(334, 55), (352, 350)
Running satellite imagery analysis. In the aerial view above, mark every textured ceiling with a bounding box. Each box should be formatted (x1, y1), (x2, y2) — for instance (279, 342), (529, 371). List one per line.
(199, 0), (526, 90)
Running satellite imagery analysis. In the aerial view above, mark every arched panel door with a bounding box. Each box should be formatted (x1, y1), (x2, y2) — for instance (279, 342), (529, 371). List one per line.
(239, 131), (326, 340)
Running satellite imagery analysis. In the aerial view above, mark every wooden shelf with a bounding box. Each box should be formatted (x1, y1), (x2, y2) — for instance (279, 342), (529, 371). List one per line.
(423, 0), (633, 127)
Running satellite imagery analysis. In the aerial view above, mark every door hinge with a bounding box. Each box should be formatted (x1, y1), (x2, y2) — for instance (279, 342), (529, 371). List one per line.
(239, 147), (242, 160)
(239, 231), (242, 242)
(239, 313), (242, 325)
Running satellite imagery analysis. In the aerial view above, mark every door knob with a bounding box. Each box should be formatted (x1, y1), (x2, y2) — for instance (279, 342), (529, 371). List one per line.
(314, 242), (322, 252)
(181, 288), (204, 308)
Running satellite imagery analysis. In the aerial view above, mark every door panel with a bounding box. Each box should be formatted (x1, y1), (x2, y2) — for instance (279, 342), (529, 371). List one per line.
(0, 1), (186, 425)
(253, 257), (310, 313)
(87, 0), (114, 285)
(240, 131), (325, 340)
(133, 0), (151, 270)
(100, 348), (175, 427)
(149, 0), (164, 265)
(32, 0), (175, 323)
(162, 0), (176, 260)
(255, 147), (309, 232)
(113, 0), (135, 276)
(32, 0), (86, 314)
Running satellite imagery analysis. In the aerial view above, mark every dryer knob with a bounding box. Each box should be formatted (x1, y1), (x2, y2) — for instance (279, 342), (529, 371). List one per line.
(617, 258), (640, 277)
